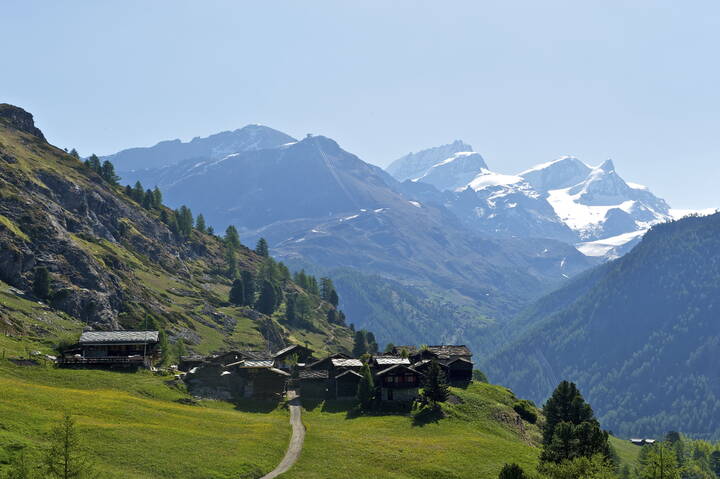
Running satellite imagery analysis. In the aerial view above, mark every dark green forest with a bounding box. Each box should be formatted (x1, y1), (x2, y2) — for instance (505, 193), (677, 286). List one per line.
(486, 213), (720, 439)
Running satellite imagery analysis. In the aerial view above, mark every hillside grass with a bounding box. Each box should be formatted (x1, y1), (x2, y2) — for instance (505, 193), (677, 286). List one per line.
(609, 435), (641, 467)
(284, 382), (542, 479)
(0, 360), (289, 479)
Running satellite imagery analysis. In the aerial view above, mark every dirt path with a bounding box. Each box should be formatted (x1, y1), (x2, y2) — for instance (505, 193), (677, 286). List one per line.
(260, 390), (304, 479)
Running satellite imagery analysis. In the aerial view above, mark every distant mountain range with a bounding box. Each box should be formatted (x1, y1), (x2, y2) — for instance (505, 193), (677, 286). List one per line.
(108, 126), (714, 359)
(387, 142), (693, 259)
(484, 212), (720, 439)
(108, 130), (595, 354)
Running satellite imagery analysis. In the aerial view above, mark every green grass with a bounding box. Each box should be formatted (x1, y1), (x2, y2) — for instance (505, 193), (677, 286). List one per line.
(283, 382), (542, 479)
(610, 435), (641, 468)
(0, 361), (289, 479)
(0, 214), (29, 241)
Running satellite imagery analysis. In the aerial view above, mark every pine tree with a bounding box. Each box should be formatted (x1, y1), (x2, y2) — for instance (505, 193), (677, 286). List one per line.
(124, 184), (133, 197)
(195, 214), (206, 233)
(285, 293), (297, 323)
(225, 248), (237, 279)
(142, 189), (154, 209)
(152, 186), (162, 208)
(422, 359), (449, 405)
(44, 414), (92, 479)
(229, 278), (245, 306)
(255, 237), (269, 257)
(84, 154), (101, 172)
(224, 226), (241, 250)
(206, 226), (215, 235)
(498, 464), (527, 479)
(352, 330), (368, 357)
(357, 361), (375, 409)
(69, 148), (80, 160)
(100, 160), (120, 184)
(320, 277), (334, 300)
(540, 381), (610, 464)
(365, 331), (378, 354)
(241, 270), (255, 306)
(638, 443), (681, 479)
(33, 266), (51, 300)
(255, 279), (278, 315)
(132, 181), (144, 203)
(328, 289), (339, 308)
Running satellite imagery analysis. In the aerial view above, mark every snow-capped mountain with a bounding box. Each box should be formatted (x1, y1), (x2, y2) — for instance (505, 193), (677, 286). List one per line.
(386, 140), (477, 182)
(387, 145), (677, 258)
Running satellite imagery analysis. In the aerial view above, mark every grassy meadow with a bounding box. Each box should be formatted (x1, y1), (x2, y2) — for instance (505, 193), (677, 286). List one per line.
(0, 361), (289, 479)
(283, 382), (543, 479)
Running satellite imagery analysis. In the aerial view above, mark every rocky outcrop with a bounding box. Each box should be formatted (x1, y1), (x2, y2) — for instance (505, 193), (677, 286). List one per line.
(0, 104), (46, 140)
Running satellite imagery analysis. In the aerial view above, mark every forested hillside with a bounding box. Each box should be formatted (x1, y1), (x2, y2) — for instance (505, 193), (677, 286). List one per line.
(0, 104), (353, 357)
(485, 212), (720, 438)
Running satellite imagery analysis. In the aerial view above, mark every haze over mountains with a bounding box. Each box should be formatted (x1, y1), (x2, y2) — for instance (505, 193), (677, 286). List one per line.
(107, 125), (714, 365)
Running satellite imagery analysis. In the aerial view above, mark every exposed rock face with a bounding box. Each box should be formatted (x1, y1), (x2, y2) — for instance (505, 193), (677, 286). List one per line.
(0, 104), (46, 140)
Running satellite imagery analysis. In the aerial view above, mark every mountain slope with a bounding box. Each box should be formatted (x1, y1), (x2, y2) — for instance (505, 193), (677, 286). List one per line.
(386, 139), (477, 182)
(0, 104), (352, 355)
(484, 212), (720, 438)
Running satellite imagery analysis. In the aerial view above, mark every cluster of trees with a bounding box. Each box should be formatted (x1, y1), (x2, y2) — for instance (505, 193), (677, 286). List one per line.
(125, 181), (163, 211)
(499, 381), (615, 479)
(83, 154), (120, 185)
(352, 329), (378, 357)
(1, 414), (93, 479)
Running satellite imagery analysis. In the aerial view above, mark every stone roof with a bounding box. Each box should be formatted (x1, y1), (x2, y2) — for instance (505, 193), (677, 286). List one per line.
(299, 369), (329, 379)
(331, 358), (363, 368)
(79, 331), (159, 344)
(225, 360), (275, 368)
(393, 345), (472, 359)
(373, 356), (411, 366)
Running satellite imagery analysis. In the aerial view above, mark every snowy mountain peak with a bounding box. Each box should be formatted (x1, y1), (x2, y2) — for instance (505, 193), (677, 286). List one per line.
(598, 159), (615, 172)
(519, 156), (592, 192)
(386, 140), (474, 182)
(414, 151), (488, 191)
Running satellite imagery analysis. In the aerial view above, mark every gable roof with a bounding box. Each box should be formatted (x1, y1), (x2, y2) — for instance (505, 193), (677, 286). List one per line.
(375, 364), (424, 377)
(273, 344), (313, 359)
(79, 331), (159, 344)
(331, 358), (363, 368)
(335, 369), (363, 379)
(446, 357), (473, 365)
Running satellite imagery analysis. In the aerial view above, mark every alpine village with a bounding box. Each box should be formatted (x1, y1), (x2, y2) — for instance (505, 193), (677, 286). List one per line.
(3, 11), (720, 476)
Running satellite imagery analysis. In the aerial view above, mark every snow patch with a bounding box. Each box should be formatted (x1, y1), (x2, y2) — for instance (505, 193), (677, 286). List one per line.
(409, 201), (422, 208)
(576, 230), (646, 257)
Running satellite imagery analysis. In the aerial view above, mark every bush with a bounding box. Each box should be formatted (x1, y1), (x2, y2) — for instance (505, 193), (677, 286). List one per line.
(512, 399), (537, 424)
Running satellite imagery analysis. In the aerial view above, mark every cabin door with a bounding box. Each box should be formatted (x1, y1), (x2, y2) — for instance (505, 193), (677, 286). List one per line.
(387, 389), (394, 401)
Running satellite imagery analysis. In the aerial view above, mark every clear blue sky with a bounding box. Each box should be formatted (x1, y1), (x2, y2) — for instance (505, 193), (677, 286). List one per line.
(3, 1), (719, 208)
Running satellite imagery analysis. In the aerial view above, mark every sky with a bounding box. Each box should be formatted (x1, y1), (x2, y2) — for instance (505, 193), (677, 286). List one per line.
(2, 1), (719, 209)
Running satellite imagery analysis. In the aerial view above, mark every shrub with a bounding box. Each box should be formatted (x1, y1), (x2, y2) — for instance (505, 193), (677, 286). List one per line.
(512, 399), (537, 424)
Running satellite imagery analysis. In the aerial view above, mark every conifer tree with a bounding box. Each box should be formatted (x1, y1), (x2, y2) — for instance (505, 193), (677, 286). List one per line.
(175, 206), (193, 237)
(206, 226), (215, 235)
(132, 181), (144, 203)
(357, 361), (375, 409)
(255, 279), (278, 315)
(33, 266), (51, 300)
(44, 414), (92, 479)
(285, 293), (297, 323)
(229, 278), (245, 305)
(84, 154), (101, 172)
(352, 330), (368, 357)
(224, 225), (241, 250)
(365, 331), (378, 354)
(241, 270), (255, 306)
(124, 184), (133, 197)
(422, 359), (449, 405)
(142, 189), (154, 209)
(100, 160), (120, 184)
(255, 237), (269, 257)
(195, 214), (206, 233)
(152, 186), (162, 208)
(225, 248), (237, 279)
(328, 289), (339, 308)
(540, 381), (610, 464)
(69, 148), (80, 160)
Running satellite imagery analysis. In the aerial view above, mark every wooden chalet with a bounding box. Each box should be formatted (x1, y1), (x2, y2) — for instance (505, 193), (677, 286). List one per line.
(394, 345), (474, 386)
(273, 344), (315, 370)
(298, 369), (330, 399)
(375, 364), (423, 402)
(59, 331), (160, 368)
(223, 360), (290, 399)
(335, 369), (362, 399)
